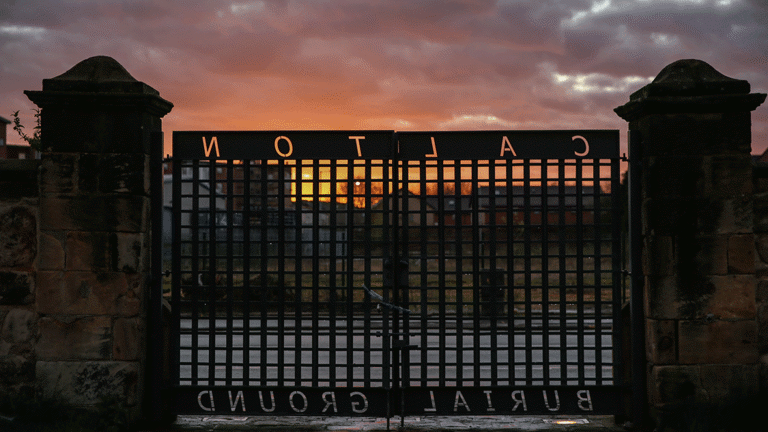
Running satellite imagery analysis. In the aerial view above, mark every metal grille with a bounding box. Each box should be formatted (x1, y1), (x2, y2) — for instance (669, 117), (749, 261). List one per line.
(397, 158), (622, 388)
(167, 130), (625, 416)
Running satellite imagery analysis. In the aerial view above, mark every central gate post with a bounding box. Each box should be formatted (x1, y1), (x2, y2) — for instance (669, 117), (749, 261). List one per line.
(615, 60), (766, 429)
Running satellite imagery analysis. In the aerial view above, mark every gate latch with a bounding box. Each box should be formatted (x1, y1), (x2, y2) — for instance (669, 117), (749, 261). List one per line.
(392, 339), (419, 350)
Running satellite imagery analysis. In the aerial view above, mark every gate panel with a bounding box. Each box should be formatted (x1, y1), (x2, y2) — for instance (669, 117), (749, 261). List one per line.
(394, 132), (624, 415)
(170, 131), (399, 416)
(167, 130), (626, 417)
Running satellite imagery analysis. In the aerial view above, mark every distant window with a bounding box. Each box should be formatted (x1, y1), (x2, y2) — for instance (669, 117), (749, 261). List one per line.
(0, 139), (4, 145)
(18, 153), (26, 159)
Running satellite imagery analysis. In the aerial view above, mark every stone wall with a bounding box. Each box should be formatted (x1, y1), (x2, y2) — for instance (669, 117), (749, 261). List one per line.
(0, 56), (172, 426)
(0, 160), (39, 398)
(753, 165), (768, 397)
(616, 59), (767, 429)
(1, 55), (767, 430)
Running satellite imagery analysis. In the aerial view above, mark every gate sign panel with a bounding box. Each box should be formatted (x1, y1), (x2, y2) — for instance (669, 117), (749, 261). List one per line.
(397, 130), (619, 160)
(173, 130), (394, 159)
(167, 129), (627, 417)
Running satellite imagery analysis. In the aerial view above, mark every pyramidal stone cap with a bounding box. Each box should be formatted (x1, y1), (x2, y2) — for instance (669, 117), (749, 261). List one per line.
(41, 55), (160, 95)
(615, 59), (765, 121)
(25, 55), (172, 116)
(634, 59), (751, 98)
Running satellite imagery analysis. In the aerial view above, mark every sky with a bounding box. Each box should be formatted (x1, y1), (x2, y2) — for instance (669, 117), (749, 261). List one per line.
(1, 0), (767, 157)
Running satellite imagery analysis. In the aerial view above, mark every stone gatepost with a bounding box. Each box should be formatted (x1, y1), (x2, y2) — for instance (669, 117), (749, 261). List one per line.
(616, 60), (766, 427)
(25, 56), (172, 421)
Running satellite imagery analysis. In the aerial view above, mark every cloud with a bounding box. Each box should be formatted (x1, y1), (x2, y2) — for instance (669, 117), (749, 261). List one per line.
(1, 0), (766, 155)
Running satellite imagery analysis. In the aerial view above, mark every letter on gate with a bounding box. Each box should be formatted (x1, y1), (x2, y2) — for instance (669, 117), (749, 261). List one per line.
(198, 390), (215, 412)
(350, 392), (369, 414)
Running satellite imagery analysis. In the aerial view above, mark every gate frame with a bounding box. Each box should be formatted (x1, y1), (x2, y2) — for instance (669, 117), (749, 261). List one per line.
(154, 129), (636, 421)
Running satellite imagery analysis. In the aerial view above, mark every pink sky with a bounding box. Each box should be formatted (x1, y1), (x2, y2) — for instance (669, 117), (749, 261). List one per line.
(2, 0), (766, 156)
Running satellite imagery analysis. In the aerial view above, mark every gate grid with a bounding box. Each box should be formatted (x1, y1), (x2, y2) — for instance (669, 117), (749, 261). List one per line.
(167, 130), (626, 417)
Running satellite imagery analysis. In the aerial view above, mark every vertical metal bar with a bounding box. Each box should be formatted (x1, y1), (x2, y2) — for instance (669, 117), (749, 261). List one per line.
(225, 161), (234, 387)
(170, 156), (181, 388)
(329, 159), (338, 387)
(455, 161), (464, 386)
(558, 160), (568, 385)
(438, 160), (447, 388)
(611, 155), (624, 387)
(471, 160), (481, 387)
(541, 159), (550, 385)
(363, 160), (373, 387)
(523, 160), (533, 386)
(311, 161), (321, 387)
(259, 160), (269, 387)
(487, 159), (499, 386)
(506, 160), (515, 386)
(629, 130), (647, 427)
(276, 159), (287, 386)
(207, 161), (217, 387)
(419, 160), (429, 387)
(295, 159), (304, 386)
(346, 160), (355, 388)
(191, 160), (201, 386)
(149, 131), (165, 420)
(391, 153), (403, 417)
(593, 158), (604, 385)
(576, 158), (585, 386)
(242, 160), (252, 386)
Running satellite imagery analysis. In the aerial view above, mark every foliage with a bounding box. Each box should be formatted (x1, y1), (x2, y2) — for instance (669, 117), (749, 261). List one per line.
(10, 109), (41, 151)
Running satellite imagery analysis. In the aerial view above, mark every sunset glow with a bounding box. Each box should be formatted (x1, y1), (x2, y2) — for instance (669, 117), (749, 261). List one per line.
(2, 0), (766, 157)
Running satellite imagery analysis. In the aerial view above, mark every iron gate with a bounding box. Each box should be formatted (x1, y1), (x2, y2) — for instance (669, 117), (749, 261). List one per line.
(165, 130), (627, 417)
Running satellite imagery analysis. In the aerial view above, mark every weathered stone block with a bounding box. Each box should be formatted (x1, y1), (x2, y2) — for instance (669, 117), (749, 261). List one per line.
(644, 156), (705, 198)
(707, 196), (752, 235)
(650, 365), (702, 406)
(754, 192), (768, 232)
(640, 112), (752, 157)
(699, 364), (760, 401)
(704, 275), (756, 319)
(645, 275), (680, 320)
(755, 234), (768, 266)
(727, 234), (755, 274)
(36, 361), (138, 407)
(39, 231), (65, 270)
(643, 235), (675, 277)
(113, 317), (143, 361)
(678, 319), (757, 364)
(709, 155), (753, 198)
(79, 153), (148, 195)
(1, 309), (36, 345)
(66, 231), (113, 271)
(0, 272), (33, 305)
(644, 197), (697, 236)
(115, 232), (144, 273)
(0, 353), (35, 385)
(40, 106), (150, 154)
(37, 316), (112, 360)
(647, 319), (676, 364)
(689, 235), (728, 276)
(758, 296), (768, 354)
(36, 271), (140, 316)
(39, 153), (77, 195)
(0, 206), (36, 267)
(39, 195), (147, 232)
